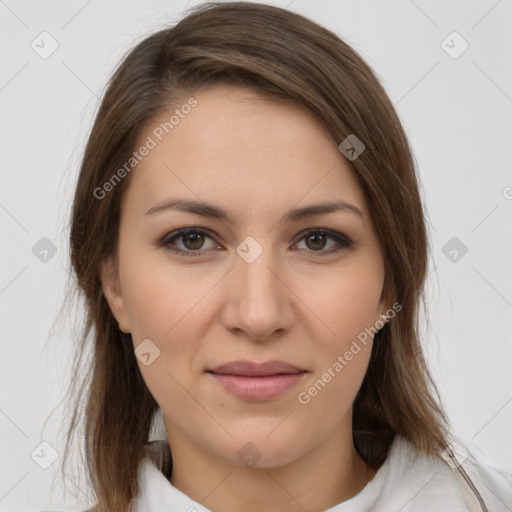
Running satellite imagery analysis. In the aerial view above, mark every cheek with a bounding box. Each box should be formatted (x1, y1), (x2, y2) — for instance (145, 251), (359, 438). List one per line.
(119, 248), (213, 416)
(293, 262), (382, 410)
(301, 262), (384, 348)
(119, 244), (215, 340)
(118, 245), (226, 404)
(295, 268), (380, 422)
(296, 343), (371, 443)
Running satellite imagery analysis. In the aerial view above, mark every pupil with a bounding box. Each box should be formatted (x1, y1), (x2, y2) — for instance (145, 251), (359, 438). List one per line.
(308, 234), (326, 250)
(184, 233), (204, 250)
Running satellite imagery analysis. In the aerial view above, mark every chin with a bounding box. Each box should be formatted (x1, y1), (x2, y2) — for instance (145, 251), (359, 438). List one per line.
(213, 427), (310, 469)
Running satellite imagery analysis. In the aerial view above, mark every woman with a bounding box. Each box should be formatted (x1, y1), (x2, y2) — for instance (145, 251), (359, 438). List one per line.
(61, 2), (512, 511)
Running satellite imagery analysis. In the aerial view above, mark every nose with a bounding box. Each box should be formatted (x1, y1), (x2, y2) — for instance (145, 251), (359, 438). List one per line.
(220, 243), (295, 341)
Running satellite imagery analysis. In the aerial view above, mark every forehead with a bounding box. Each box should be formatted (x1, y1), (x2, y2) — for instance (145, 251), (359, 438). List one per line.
(122, 85), (367, 220)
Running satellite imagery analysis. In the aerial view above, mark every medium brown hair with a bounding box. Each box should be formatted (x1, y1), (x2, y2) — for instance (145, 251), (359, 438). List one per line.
(61, 2), (451, 510)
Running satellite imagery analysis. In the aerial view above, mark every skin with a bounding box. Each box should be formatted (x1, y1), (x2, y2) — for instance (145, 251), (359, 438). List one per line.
(101, 84), (390, 512)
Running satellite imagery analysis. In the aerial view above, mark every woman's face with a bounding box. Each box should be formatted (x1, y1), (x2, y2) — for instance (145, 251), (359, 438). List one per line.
(102, 84), (389, 468)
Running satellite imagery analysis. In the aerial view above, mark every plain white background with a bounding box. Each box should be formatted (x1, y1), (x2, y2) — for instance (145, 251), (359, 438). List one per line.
(1, 0), (511, 510)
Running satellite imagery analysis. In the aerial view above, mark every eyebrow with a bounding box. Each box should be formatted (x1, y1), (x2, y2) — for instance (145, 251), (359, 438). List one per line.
(145, 198), (363, 222)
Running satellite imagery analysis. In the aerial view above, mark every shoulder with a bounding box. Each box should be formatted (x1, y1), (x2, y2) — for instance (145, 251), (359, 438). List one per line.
(376, 436), (468, 509)
(457, 444), (512, 512)
(377, 435), (512, 512)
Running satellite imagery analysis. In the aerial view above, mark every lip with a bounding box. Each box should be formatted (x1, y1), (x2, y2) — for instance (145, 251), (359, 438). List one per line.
(206, 360), (307, 401)
(209, 359), (305, 376)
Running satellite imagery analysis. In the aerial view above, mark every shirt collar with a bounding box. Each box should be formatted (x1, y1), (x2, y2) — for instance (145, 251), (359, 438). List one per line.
(132, 440), (212, 511)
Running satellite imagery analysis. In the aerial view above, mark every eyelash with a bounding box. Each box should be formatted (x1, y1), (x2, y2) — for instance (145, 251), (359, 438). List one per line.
(160, 226), (353, 258)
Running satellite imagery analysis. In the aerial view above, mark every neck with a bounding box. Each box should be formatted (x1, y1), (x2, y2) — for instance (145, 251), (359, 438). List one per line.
(166, 422), (377, 512)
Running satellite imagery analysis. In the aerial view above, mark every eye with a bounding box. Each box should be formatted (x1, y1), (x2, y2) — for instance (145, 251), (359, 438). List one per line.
(161, 227), (220, 257)
(159, 227), (352, 258)
(293, 228), (352, 256)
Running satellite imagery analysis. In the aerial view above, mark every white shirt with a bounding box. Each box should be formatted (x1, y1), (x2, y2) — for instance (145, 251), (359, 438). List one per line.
(132, 435), (512, 511)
